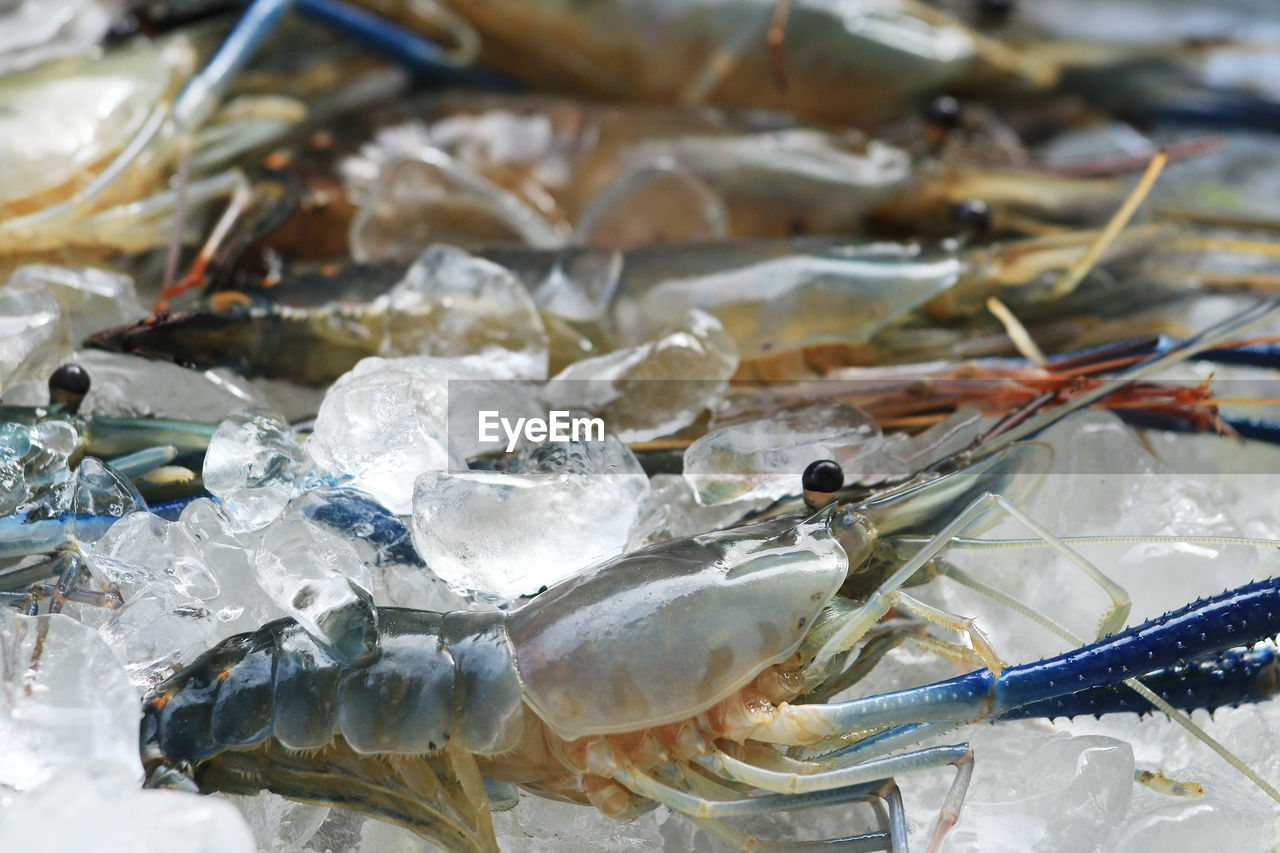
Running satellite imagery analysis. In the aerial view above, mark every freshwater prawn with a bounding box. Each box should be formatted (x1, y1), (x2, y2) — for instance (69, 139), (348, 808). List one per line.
(0, 9), (308, 276)
(90, 214), (1173, 384)
(137, 300), (1280, 851)
(396, 0), (1056, 124)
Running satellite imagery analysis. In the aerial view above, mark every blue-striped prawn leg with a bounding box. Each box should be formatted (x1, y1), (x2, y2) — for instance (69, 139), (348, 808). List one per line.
(1002, 645), (1280, 722)
(664, 580), (1280, 850)
(800, 644), (1280, 768)
(745, 577), (1280, 761)
(715, 642), (1274, 846)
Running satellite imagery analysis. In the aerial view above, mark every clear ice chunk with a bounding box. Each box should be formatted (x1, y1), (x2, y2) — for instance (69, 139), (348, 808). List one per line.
(94, 579), (215, 676)
(0, 422), (28, 514)
(85, 509), (243, 673)
(0, 611), (140, 790)
(0, 766), (256, 853)
(379, 245), (550, 380)
(254, 519), (379, 665)
(915, 729), (1135, 853)
(7, 264), (146, 343)
(493, 793), (675, 852)
(23, 418), (77, 493)
(75, 350), (270, 421)
(306, 356), (476, 515)
(627, 473), (763, 549)
(175, 497), (285, 635)
(411, 434), (648, 601)
(0, 282), (69, 392)
(204, 407), (313, 531)
(225, 792), (331, 853)
(287, 487), (469, 613)
(683, 400), (884, 504)
(89, 510), (219, 601)
(540, 309), (738, 442)
(70, 457), (146, 544)
(928, 410), (1264, 666)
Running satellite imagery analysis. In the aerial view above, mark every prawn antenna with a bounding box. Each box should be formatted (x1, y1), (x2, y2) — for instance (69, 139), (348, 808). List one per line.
(1050, 148), (1167, 298)
(972, 295), (1280, 461)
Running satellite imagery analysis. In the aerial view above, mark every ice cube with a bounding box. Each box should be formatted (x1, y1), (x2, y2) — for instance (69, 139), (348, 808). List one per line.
(89, 510), (218, 601)
(283, 487), (468, 611)
(411, 435), (648, 601)
(628, 473), (763, 548)
(0, 422), (29, 514)
(254, 518), (378, 665)
(94, 579), (216, 676)
(203, 407), (313, 531)
(917, 728), (1134, 853)
(540, 309), (738, 441)
(86, 511), (229, 674)
(494, 794), (673, 852)
(175, 498), (288, 637)
(21, 418), (77, 498)
(683, 400), (884, 504)
(8, 264), (146, 342)
(223, 792), (331, 853)
(0, 766), (256, 853)
(75, 350), (270, 421)
(306, 356), (473, 514)
(0, 611), (140, 790)
(0, 282), (70, 391)
(70, 457), (145, 544)
(380, 245), (550, 380)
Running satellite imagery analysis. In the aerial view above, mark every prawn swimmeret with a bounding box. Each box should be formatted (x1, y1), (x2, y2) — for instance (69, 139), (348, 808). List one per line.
(139, 302), (1280, 852)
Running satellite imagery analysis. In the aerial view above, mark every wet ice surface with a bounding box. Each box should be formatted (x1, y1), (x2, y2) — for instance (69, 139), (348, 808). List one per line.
(203, 407), (314, 531)
(540, 309), (739, 442)
(839, 412), (1280, 852)
(684, 401), (980, 503)
(0, 766), (257, 853)
(412, 434), (649, 601)
(0, 612), (139, 789)
(0, 608), (257, 851)
(380, 245), (551, 381)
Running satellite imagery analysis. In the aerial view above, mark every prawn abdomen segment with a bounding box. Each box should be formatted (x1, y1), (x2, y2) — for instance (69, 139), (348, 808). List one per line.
(142, 608), (527, 775)
(507, 517), (848, 740)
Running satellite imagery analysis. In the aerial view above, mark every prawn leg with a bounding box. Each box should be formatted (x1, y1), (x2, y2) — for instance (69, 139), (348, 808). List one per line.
(755, 577), (1280, 743)
(616, 744), (969, 853)
(613, 759), (908, 852)
(810, 491), (1132, 685)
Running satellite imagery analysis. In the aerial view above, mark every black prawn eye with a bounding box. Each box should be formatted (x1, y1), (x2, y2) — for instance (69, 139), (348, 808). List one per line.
(803, 459), (844, 509)
(924, 95), (963, 133)
(951, 199), (993, 239)
(48, 363), (91, 413)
